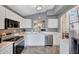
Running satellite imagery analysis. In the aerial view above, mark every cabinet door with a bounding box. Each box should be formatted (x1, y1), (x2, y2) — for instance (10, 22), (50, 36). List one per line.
(6, 9), (13, 20)
(20, 19), (32, 28)
(6, 8), (22, 22)
(0, 44), (13, 54)
(26, 33), (45, 46)
(48, 19), (58, 28)
(60, 39), (69, 54)
(18, 16), (23, 23)
(6, 8), (17, 20)
(0, 6), (5, 29)
(12, 12), (20, 21)
(19, 17), (24, 28)
(25, 19), (32, 28)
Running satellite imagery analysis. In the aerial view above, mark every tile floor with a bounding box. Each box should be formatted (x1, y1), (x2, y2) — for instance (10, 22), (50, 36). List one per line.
(21, 46), (59, 54)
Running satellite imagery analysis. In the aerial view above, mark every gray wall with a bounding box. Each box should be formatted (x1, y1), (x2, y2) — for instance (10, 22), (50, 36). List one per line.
(25, 12), (59, 32)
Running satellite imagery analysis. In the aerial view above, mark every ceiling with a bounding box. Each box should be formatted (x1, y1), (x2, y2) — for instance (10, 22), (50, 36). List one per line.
(5, 5), (55, 17)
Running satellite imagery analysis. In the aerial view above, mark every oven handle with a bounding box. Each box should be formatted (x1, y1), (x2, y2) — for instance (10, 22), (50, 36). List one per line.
(14, 38), (24, 46)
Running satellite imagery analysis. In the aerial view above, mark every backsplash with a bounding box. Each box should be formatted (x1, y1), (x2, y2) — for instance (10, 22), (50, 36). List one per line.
(0, 28), (26, 41)
(0, 28), (26, 36)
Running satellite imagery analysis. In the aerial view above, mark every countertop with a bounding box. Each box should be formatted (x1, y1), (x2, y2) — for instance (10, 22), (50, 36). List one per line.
(0, 42), (13, 51)
(71, 35), (79, 40)
(72, 36), (79, 39)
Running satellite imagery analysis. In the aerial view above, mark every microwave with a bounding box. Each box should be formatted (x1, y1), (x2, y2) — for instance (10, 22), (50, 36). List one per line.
(41, 29), (46, 31)
(5, 18), (20, 29)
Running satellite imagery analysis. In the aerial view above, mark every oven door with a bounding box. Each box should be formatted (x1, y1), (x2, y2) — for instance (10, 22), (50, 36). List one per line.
(14, 39), (24, 54)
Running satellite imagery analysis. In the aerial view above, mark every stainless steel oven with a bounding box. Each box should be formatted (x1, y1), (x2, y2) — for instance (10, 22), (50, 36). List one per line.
(13, 37), (24, 54)
(3, 36), (24, 54)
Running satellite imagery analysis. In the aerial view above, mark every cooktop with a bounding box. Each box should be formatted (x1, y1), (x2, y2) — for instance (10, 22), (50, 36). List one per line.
(3, 36), (24, 41)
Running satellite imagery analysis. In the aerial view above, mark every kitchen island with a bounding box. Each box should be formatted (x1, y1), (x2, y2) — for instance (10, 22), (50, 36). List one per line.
(24, 32), (60, 47)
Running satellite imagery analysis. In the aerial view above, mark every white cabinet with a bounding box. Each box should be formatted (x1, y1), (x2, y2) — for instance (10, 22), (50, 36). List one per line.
(20, 17), (24, 28)
(13, 12), (21, 22)
(48, 19), (58, 28)
(24, 32), (45, 46)
(0, 6), (5, 29)
(6, 7), (25, 28)
(11, 12), (19, 21)
(18, 16), (23, 23)
(6, 8), (18, 21)
(60, 39), (69, 54)
(53, 32), (60, 46)
(20, 19), (32, 28)
(6, 8), (14, 20)
(0, 43), (13, 54)
(5, 8), (22, 22)
(0, 6), (24, 29)
(25, 19), (32, 28)
(16, 15), (20, 21)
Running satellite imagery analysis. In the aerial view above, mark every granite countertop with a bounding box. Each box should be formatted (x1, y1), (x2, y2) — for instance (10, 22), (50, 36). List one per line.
(71, 35), (79, 40)
(71, 32), (79, 39)
(75, 36), (79, 39)
(0, 36), (24, 51)
(71, 36), (79, 45)
(0, 42), (13, 51)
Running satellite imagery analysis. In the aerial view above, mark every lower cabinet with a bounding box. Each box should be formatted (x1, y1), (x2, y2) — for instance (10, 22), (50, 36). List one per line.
(0, 44), (13, 54)
(24, 32), (45, 46)
(60, 39), (69, 54)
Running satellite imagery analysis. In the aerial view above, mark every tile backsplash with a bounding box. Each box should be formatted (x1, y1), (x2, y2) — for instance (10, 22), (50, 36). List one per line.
(0, 28), (26, 36)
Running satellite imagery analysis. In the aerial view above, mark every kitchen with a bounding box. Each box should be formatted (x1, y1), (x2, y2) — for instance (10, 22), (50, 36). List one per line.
(0, 5), (76, 54)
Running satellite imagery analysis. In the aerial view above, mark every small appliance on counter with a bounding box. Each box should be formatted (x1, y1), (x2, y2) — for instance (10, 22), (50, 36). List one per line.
(5, 18), (20, 29)
(41, 29), (46, 31)
(0, 37), (1, 43)
(62, 31), (69, 39)
(0, 37), (3, 43)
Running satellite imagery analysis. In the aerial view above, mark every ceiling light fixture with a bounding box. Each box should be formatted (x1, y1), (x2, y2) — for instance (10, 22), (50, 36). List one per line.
(36, 5), (43, 11)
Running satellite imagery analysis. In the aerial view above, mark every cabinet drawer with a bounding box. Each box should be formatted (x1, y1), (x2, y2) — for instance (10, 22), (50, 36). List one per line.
(0, 44), (13, 54)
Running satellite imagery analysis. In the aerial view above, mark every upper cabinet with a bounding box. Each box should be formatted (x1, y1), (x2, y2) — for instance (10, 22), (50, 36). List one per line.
(0, 6), (25, 29)
(0, 6), (5, 29)
(5, 18), (20, 29)
(5, 8), (14, 20)
(5, 8), (20, 22)
(48, 19), (58, 28)
(20, 19), (32, 28)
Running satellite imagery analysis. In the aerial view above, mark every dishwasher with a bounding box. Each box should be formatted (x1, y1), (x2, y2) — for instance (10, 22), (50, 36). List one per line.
(45, 35), (53, 46)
